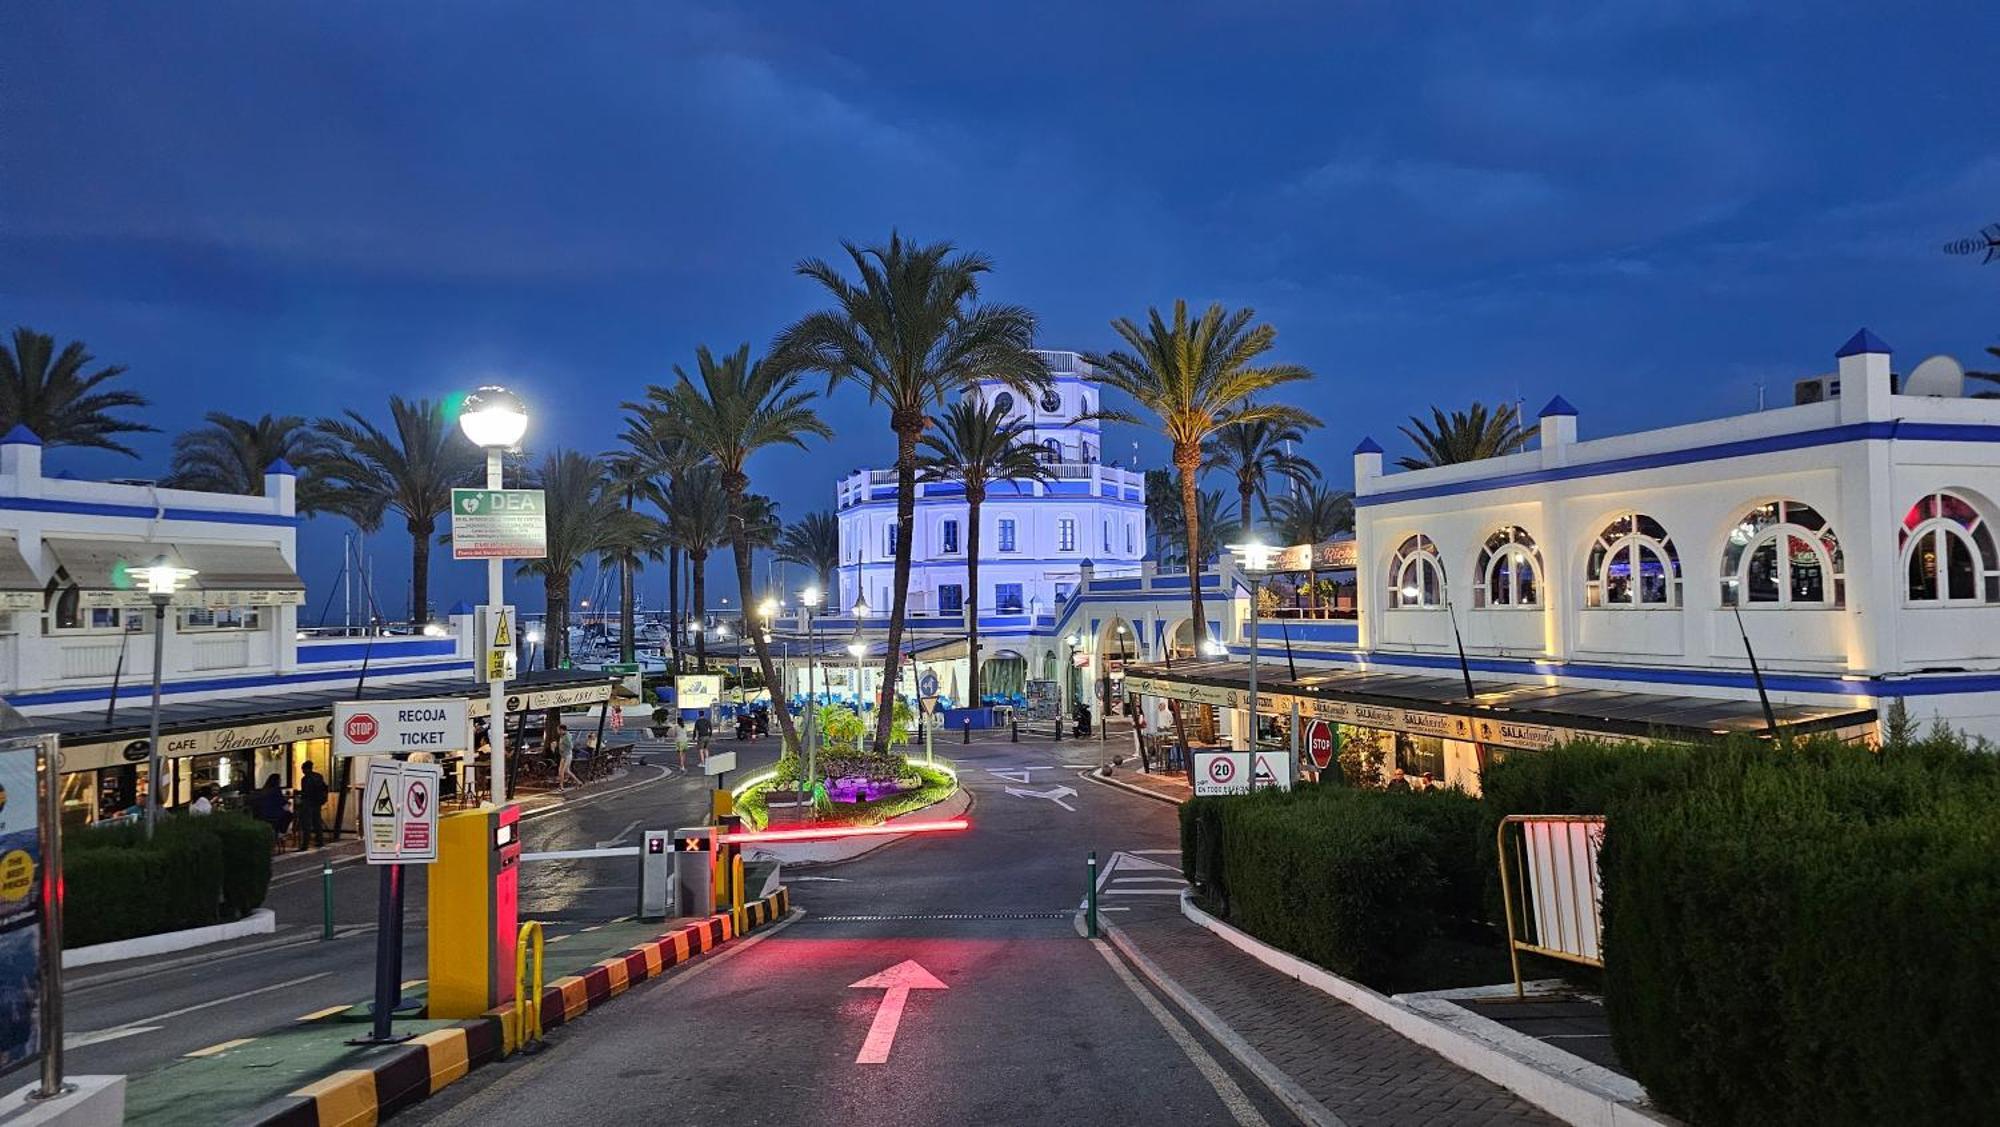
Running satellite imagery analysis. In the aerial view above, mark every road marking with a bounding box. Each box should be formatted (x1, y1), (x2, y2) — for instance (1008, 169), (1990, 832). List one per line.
(848, 960), (948, 1064)
(988, 767), (1039, 783)
(1089, 939), (1271, 1127)
(595, 819), (643, 849)
(184, 1037), (256, 1058)
(1004, 784), (1077, 811)
(1113, 877), (1190, 885)
(1129, 849), (1181, 855)
(1105, 888), (1188, 896)
(64, 1026), (159, 1049)
(401, 978), (426, 990)
(790, 876), (850, 882)
(296, 1003), (350, 1022)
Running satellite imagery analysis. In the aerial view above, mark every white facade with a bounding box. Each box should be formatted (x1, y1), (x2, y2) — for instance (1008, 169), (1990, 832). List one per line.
(835, 351), (1146, 622)
(1345, 329), (2000, 740)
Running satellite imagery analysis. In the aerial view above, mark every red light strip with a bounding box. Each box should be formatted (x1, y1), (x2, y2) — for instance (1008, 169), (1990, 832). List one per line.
(714, 819), (970, 845)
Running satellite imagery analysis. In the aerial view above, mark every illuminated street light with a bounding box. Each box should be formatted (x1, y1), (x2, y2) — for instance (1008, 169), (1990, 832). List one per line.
(459, 384), (528, 803)
(138, 557), (197, 839)
(456, 384), (529, 449)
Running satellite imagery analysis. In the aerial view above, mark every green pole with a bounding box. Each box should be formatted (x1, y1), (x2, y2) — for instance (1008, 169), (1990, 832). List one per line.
(1086, 851), (1099, 939)
(321, 859), (335, 941)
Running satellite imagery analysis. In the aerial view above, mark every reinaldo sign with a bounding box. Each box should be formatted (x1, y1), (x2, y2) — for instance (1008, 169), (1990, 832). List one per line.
(333, 698), (471, 757)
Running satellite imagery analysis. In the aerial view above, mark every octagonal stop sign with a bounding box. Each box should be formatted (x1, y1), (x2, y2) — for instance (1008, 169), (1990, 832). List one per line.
(1306, 719), (1335, 771)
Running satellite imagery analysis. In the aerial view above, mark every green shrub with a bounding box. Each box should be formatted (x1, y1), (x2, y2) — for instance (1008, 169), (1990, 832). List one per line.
(63, 811), (273, 947)
(1600, 737), (2000, 1126)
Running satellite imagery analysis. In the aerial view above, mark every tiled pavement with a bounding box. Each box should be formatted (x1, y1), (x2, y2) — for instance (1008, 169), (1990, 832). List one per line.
(1111, 892), (1559, 1127)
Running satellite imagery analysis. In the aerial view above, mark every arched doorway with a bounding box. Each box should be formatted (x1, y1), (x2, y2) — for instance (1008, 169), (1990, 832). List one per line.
(984, 647), (1028, 704)
(1165, 617), (1202, 661)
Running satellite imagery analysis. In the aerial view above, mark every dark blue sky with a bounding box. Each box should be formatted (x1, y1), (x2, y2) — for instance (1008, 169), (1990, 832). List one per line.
(5, 1), (1997, 619)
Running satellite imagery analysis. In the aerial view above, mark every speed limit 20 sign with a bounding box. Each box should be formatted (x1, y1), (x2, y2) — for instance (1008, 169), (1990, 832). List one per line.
(1193, 751), (1251, 796)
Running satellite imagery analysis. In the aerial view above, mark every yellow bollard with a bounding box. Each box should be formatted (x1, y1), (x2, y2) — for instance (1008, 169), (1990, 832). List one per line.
(731, 854), (746, 934)
(513, 920), (545, 1051)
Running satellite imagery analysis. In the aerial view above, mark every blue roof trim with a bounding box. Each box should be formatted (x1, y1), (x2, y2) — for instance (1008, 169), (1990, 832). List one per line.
(1356, 420), (2000, 508)
(0, 496), (299, 526)
(2, 425), (42, 447)
(265, 457), (297, 476)
(1353, 436), (1384, 456)
(1835, 328), (1892, 358)
(1539, 395), (1578, 418)
(5, 659), (474, 708)
(298, 638), (461, 664)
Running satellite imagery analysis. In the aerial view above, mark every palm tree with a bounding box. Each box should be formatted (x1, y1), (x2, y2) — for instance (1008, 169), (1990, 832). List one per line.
(1205, 412), (1319, 536)
(1142, 468), (1178, 560)
(0, 327), (153, 454)
(1397, 402), (1533, 470)
(777, 511), (841, 597)
(1968, 341), (2000, 397)
(1275, 483), (1354, 614)
(918, 398), (1055, 704)
(1152, 474), (1235, 570)
(612, 412), (701, 669)
(660, 464), (731, 672)
(1083, 300), (1317, 661)
(775, 233), (1047, 754)
(515, 450), (652, 670)
(164, 412), (341, 514)
(648, 344), (828, 754)
(316, 397), (483, 625)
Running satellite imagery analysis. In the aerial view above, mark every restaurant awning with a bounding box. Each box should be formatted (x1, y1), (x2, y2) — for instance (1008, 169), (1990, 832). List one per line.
(1120, 660), (1876, 748)
(44, 537), (162, 608)
(174, 542), (307, 606)
(0, 537), (42, 611)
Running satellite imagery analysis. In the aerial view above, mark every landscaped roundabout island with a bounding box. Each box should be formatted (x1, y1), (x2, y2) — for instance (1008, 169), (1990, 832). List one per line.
(732, 704), (960, 830)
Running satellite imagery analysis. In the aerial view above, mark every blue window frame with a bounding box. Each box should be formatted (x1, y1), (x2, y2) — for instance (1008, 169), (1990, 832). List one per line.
(942, 519), (959, 555)
(938, 583), (963, 613)
(998, 519), (1017, 552)
(994, 583), (1025, 613)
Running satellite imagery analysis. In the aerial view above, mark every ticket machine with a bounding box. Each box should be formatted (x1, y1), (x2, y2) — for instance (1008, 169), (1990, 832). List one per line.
(428, 804), (521, 1018)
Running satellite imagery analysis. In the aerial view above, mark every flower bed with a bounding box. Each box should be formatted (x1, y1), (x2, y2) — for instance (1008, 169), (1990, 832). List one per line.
(736, 761), (955, 830)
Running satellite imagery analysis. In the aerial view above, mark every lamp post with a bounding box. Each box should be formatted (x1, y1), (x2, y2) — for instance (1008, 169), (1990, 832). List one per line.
(847, 637), (868, 714)
(1063, 631), (1081, 735)
(800, 586), (824, 781)
(137, 558), (197, 839)
(458, 384), (528, 804)
(1227, 541), (1277, 759)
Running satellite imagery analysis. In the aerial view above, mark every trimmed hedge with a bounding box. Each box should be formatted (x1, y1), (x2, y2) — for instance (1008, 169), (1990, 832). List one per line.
(63, 812), (275, 948)
(1181, 787), (1488, 986)
(1600, 738), (2000, 1126)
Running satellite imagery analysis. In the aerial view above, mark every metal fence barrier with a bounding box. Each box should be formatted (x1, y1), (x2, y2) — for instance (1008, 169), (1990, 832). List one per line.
(1495, 814), (1607, 999)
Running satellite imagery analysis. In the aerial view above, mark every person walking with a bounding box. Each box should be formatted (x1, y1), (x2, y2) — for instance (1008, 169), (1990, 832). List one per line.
(297, 761), (329, 850)
(672, 719), (690, 771)
(694, 711), (713, 766)
(252, 774), (292, 842)
(557, 725), (584, 791)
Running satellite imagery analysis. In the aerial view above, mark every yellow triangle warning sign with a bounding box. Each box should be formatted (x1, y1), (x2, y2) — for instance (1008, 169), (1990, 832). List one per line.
(491, 609), (512, 648)
(371, 780), (396, 818)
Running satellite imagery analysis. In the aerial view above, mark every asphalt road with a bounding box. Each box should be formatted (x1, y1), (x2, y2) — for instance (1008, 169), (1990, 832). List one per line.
(61, 737), (785, 1079)
(405, 737), (1295, 1127)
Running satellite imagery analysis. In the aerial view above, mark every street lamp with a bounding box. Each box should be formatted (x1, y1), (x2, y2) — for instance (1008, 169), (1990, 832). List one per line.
(136, 557), (197, 838)
(847, 637), (868, 711)
(1062, 631), (1081, 732)
(1227, 541), (1276, 758)
(800, 586), (824, 782)
(459, 384), (527, 804)
(525, 626), (543, 674)
(852, 590), (870, 618)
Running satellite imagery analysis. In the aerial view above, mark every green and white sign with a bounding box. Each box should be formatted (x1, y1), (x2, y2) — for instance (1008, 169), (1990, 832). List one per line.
(451, 488), (547, 560)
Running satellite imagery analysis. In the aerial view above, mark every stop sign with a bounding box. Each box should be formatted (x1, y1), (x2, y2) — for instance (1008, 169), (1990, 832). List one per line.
(1305, 719), (1335, 770)
(344, 712), (380, 746)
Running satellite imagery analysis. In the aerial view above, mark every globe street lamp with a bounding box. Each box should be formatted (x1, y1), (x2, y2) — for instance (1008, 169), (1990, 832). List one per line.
(799, 586), (824, 782)
(459, 384), (528, 804)
(1227, 541), (1276, 760)
(136, 557), (197, 839)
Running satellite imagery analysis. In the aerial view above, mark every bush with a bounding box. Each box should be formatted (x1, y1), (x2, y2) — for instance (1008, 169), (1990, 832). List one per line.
(1180, 786), (1488, 986)
(1600, 737), (2000, 1126)
(63, 811), (274, 948)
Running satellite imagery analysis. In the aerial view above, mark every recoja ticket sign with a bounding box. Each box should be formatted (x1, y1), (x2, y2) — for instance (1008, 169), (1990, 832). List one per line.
(333, 698), (471, 757)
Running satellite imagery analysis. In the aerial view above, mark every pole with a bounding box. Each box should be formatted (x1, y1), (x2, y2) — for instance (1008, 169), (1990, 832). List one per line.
(35, 735), (68, 1100)
(144, 596), (168, 838)
(1732, 601), (1782, 739)
(1085, 850), (1099, 939)
(487, 448), (510, 804)
(364, 864), (403, 1043)
(1446, 598), (1475, 701)
(1246, 575), (1260, 755)
(322, 859), (335, 940)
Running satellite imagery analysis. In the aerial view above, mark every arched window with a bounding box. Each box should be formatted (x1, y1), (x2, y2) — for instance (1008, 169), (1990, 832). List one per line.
(1586, 513), (1681, 607)
(1900, 491), (1999, 604)
(1388, 535), (1445, 608)
(1473, 526), (1542, 608)
(1720, 500), (1843, 606)
(1043, 438), (1062, 462)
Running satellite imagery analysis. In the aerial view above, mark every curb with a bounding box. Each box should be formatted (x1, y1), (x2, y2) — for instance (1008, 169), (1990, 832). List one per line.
(747, 785), (975, 869)
(1177, 891), (1674, 1127)
(1081, 766), (1187, 806)
(236, 888), (791, 1127)
(64, 908), (278, 969)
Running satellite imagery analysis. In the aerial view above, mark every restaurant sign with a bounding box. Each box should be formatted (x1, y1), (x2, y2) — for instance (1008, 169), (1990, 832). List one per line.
(471, 681), (613, 719)
(60, 715), (333, 774)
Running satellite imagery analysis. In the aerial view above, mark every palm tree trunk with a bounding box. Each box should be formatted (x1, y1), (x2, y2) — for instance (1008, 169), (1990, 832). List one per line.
(871, 420), (922, 754)
(619, 495), (636, 664)
(409, 517), (433, 625)
(668, 545), (682, 672)
(1240, 483), (1255, 537)
(730, 512), (801, 755)
(691, 551), (707, 671)
(547, 573), (571, 669)
(965, 491), (982, 706)
(1176, 444), (1205, 781)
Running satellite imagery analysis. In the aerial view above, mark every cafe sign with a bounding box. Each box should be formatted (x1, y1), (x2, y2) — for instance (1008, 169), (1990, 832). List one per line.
(62, 715), (332, 773)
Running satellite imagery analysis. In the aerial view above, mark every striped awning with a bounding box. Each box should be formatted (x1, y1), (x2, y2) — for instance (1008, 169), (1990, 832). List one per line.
(0, 537), (41, 611)
(44, 538), (166, 608)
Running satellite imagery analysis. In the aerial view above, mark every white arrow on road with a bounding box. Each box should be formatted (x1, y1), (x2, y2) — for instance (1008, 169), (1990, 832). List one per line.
(987, 767), (1040, 783)
(849, 960), (947, 1064)
(1005, 784), (1077, 811)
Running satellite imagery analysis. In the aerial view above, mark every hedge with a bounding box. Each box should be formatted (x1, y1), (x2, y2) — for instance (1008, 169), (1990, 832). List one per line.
(63, 812), (275, 948)
(1181, 787), (1488, 986)
(1600, 738), (2000, 1126)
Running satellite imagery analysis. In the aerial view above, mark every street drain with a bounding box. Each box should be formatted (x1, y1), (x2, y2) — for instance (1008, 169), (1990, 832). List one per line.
(814, 912), (1074, 921)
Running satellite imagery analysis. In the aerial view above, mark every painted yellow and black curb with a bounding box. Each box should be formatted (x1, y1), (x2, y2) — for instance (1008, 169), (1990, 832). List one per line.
(241, 888), (790, 1127)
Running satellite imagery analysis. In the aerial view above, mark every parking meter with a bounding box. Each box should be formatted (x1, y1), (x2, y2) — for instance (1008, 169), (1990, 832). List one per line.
(639, 829), (673, 920)
(428, 803), (521, 1018)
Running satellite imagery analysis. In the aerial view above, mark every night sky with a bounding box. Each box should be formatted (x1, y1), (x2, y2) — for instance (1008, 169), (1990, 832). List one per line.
(5, 2), (1996, 619)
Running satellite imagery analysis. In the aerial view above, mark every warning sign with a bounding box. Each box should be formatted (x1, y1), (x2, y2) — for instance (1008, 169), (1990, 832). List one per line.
(1193, 751), (1251, 797)
(1251, 750), (1295, 792)
(362, 761), (441, 865)
(478, 606), (518, 685)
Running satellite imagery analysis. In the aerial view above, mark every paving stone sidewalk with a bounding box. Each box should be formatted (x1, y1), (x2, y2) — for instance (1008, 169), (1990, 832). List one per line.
(1113, 908), (1559, 1127)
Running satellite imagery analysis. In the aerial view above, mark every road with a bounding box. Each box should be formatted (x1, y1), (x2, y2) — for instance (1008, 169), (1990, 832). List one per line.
(406, 736), (1295, 1127)
(60, 737), (783, 1079)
